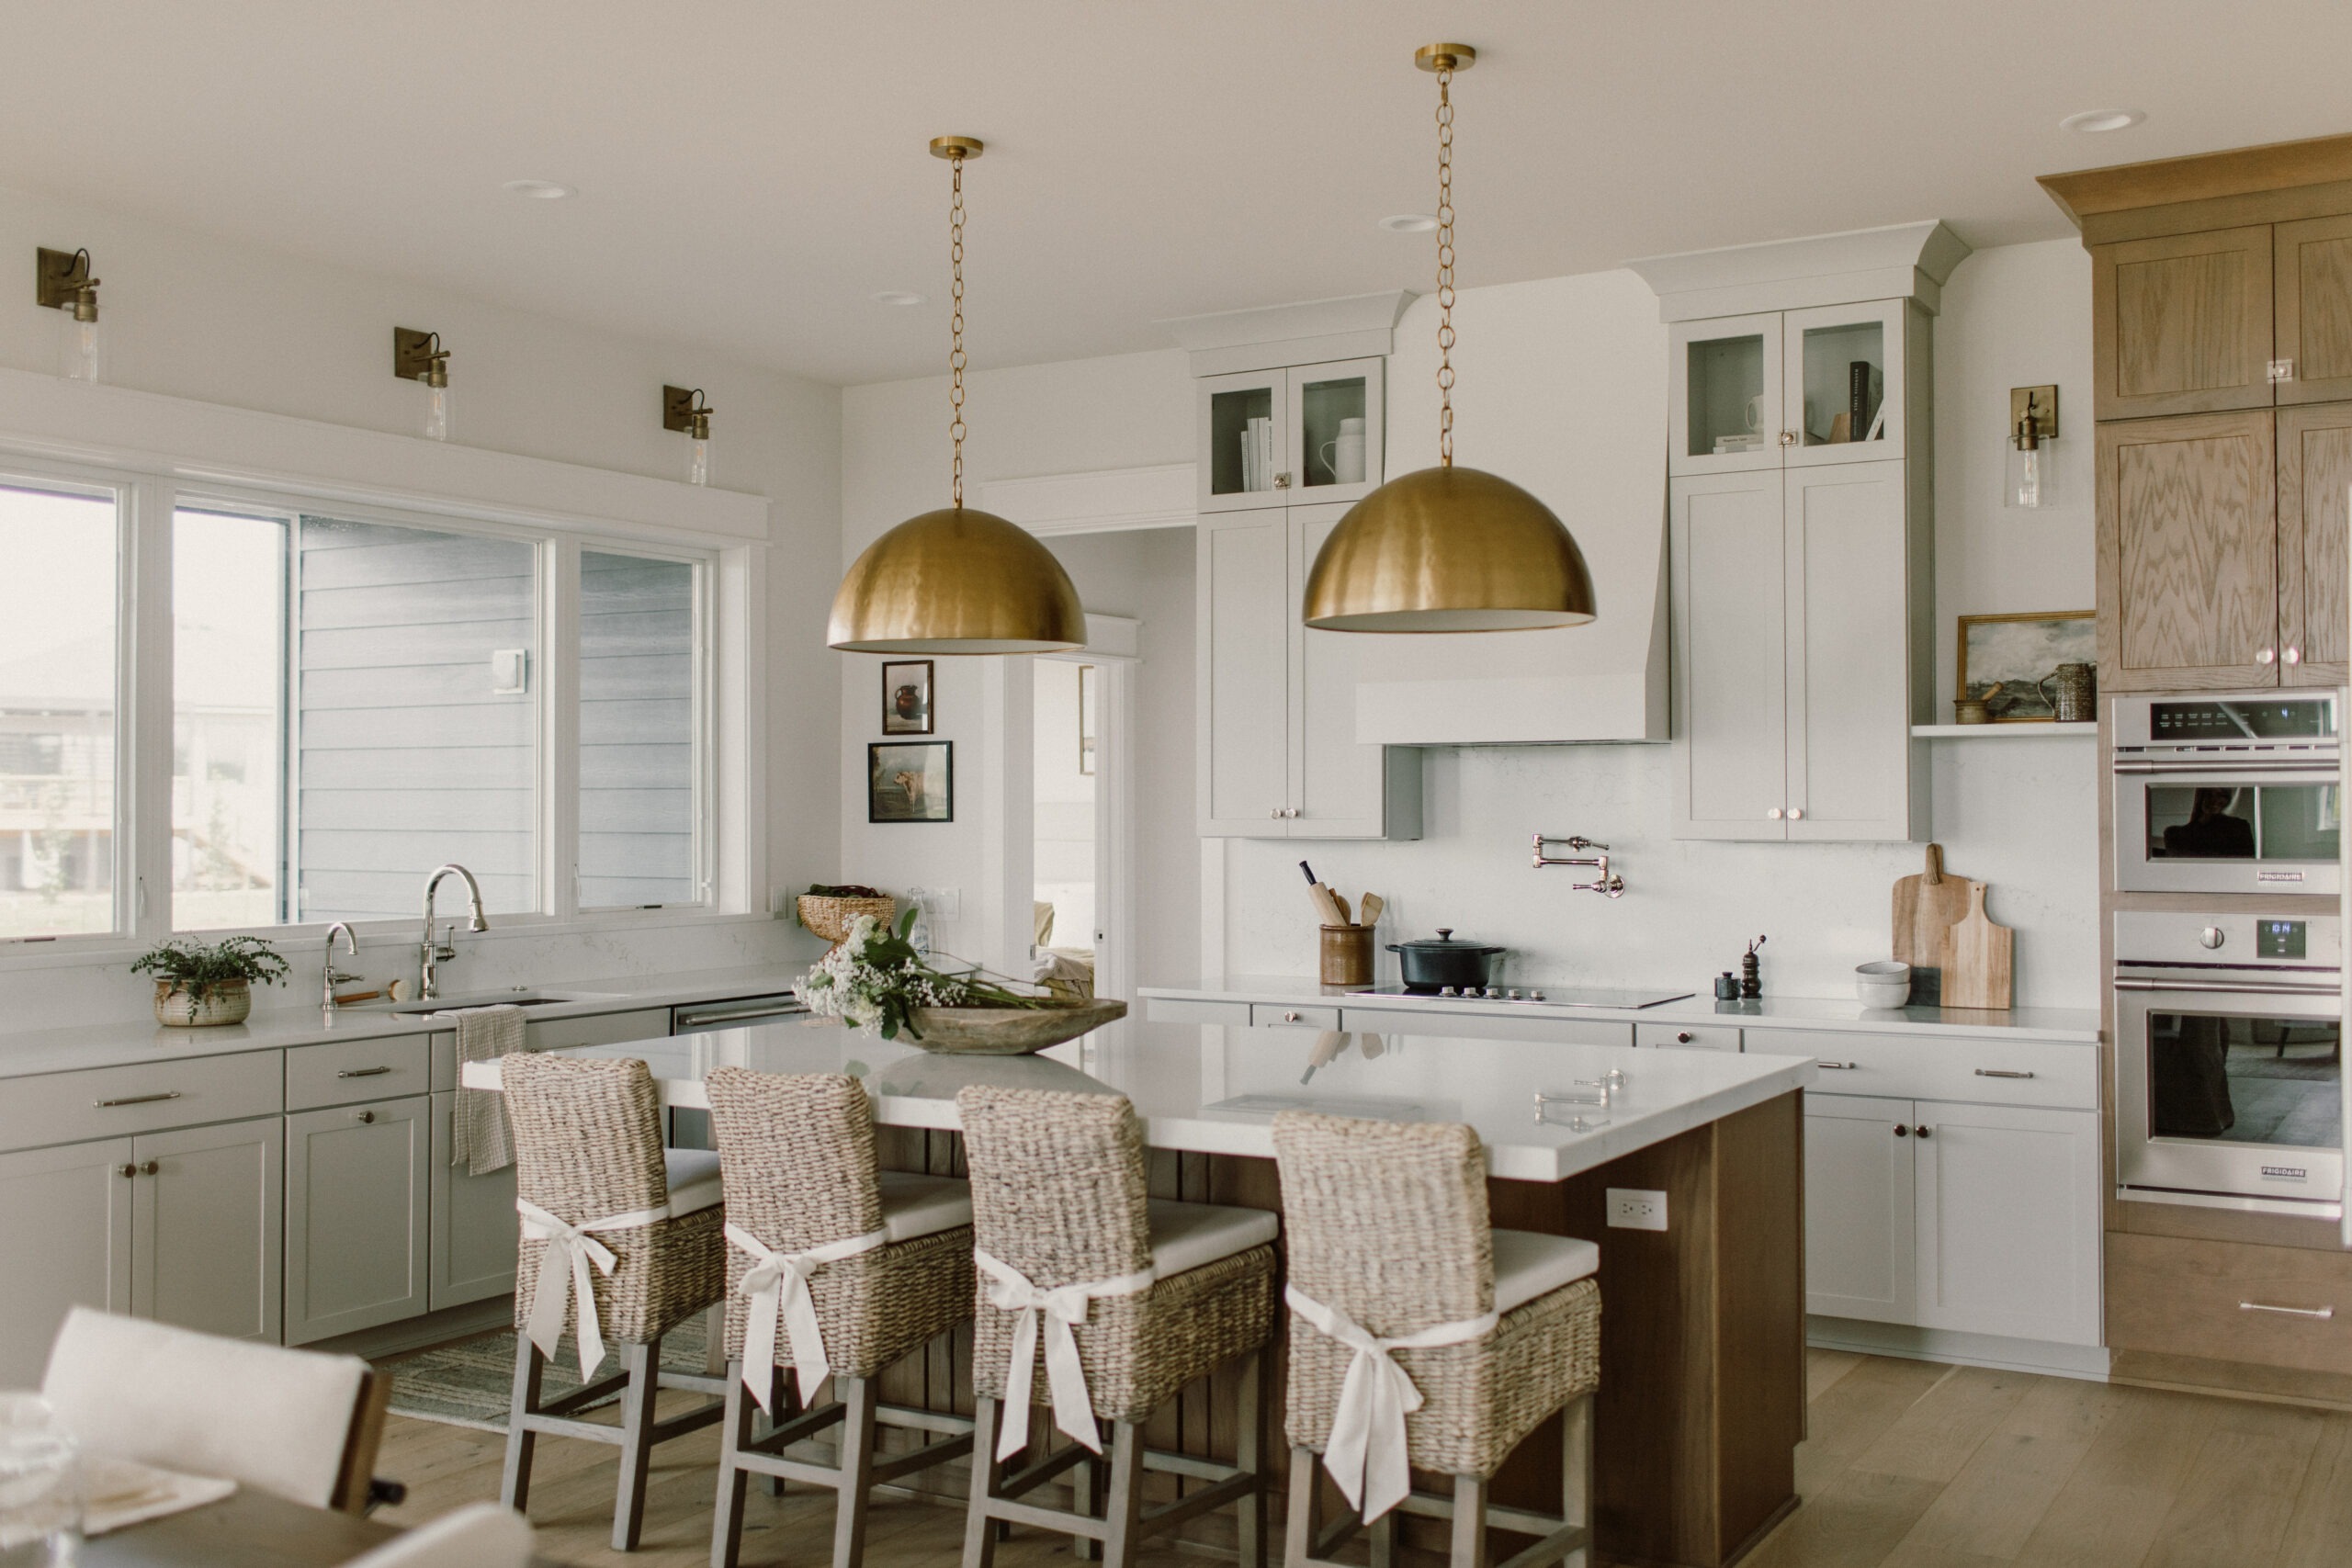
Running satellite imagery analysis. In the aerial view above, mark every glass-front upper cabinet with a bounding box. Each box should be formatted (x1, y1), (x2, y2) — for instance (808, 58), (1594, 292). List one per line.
(1197, 357), (1384, 513)
(1668, 302), (1908, 477)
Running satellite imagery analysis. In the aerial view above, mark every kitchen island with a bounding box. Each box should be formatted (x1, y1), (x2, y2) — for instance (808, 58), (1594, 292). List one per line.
(469, 1018), (1815, 1568)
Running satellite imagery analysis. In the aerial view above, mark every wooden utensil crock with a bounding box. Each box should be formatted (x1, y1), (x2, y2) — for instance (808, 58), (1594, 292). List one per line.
(1319, 924), (1374, 987)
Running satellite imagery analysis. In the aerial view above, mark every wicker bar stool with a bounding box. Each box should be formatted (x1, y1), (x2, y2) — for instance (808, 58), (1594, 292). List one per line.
(705, 1067), (979, 1568)
(1272, 1111), (1601, 1568)
(498, 1053), (730, 1552)
(956, 1084), (1280, 1568)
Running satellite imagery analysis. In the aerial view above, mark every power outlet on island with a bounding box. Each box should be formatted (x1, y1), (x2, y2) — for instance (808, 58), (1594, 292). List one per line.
(1607, 1188), (1668, 1232)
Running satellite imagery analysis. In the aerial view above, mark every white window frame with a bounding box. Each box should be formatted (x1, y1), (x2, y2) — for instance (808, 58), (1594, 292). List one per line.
(0, 375), (764, 969)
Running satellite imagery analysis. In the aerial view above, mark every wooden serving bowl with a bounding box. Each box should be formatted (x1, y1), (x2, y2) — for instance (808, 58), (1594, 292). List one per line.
(902, 998), (1127, 1055)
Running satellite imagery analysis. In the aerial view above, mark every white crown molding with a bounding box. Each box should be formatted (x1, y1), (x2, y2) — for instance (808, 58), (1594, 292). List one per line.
(0, 366), (772, 545)
(1158, 290), (1414, 376)
(1624, 220), (1973, 321)
(978, 462), (1195, 536)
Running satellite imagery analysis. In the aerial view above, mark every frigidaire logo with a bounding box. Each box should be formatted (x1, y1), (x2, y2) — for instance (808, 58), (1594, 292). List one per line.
(2256, 870), (2307, 883)
(2260, 1166), (2309, 1181)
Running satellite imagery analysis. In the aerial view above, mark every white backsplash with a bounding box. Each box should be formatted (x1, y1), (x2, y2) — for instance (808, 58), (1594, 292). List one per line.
(0, 915), (820, 1036)
(1226, 738), (2100, 1010)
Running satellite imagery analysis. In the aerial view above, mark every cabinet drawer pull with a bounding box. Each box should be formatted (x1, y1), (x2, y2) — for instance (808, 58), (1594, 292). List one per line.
(94, 1091), (181, 1108)
(2240, 1301), (2334, 1320)
(1973, 1068), (2034, 1079)
(1815, 1060), (1857, 1070)
(337, 1066), (393, 1078)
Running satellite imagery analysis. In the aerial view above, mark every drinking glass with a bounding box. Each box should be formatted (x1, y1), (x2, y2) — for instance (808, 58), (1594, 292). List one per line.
(0, 1393), (80, 1567)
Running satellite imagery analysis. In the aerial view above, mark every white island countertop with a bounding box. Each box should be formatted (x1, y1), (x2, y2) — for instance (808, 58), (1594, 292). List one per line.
(1140, 975), (2101, 1043)
(461, 1016), (1815, 1184)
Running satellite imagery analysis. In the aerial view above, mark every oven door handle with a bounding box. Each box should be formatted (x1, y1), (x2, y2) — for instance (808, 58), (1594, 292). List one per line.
(2111, 758), (2339, 775)
(2113, 977), (2344, 996)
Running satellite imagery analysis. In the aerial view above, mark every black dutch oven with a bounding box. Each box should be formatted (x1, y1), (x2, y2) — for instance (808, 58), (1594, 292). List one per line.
(1386, 928), (1506, 993)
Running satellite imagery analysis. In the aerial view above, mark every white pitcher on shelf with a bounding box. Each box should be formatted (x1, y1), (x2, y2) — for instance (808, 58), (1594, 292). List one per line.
(1318, 416), (1367, 484)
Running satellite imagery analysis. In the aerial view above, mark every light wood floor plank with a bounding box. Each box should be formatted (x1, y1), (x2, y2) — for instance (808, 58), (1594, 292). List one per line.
(2277, 1414), (2352, 1568)
(1882, 1376), (2124, 1564)
(1848, 1365), (2034, 1487)
(1810, 1348), (1869, 1402)
(2141, 1411), (2324, 1568)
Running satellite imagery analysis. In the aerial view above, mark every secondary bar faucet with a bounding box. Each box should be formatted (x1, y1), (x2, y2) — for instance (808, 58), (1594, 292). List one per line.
(322, 921), (360, 1010)
(420, 863), (490, 999)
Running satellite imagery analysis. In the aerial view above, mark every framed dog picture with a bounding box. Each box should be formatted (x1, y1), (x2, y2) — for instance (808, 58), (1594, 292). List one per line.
(868, 741), (952, 823)
(881, 660), (933, 735)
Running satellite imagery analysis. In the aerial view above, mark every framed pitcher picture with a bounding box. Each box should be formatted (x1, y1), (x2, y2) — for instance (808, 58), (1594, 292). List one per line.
(881, 660), (933, 735)
(868, 741), (952, 823)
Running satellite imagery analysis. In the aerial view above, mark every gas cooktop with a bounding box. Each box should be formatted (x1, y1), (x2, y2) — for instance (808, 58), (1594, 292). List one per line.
(1358, 985), (1696, 1010)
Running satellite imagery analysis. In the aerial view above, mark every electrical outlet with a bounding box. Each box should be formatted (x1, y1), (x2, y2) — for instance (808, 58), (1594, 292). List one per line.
(769, 887), (792, 917)
(1606, 1188), (1668, 1232)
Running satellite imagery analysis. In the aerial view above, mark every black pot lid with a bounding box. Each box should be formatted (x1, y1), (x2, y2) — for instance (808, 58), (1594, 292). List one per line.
(1389, 927), (1505, 954)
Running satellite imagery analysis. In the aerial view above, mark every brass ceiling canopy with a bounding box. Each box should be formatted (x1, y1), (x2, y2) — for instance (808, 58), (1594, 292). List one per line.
(1302, 43), (1596, 634)
(829, 136), (1084, 655)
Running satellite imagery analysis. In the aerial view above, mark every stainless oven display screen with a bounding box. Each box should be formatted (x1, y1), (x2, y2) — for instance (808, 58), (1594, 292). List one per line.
(2150, 699), (2335, 739)
(2258, 920), (2308, 959)
(2149, 1010), (2342, 1148)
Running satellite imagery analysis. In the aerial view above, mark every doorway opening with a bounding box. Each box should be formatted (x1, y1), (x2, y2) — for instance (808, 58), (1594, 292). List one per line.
(1031, 655), (1100, 998)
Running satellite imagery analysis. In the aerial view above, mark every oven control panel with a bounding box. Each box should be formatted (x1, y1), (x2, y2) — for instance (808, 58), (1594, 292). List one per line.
(2114, 910), (2341, 970)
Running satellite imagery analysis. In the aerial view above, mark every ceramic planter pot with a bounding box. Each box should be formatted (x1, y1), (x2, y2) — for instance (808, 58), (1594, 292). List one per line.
(153, 978), (251, 1028)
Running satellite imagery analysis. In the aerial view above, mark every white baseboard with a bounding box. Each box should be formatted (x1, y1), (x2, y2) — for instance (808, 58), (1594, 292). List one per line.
(1808, 1315), (2111, 1382)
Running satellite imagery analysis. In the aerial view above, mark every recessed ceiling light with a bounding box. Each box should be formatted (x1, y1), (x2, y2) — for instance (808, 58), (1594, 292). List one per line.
(502, 178), (576, 200)
(1379, 213), (1440, 233)
(871, 290), (927, 307)
(2059, 108), (2144, 134)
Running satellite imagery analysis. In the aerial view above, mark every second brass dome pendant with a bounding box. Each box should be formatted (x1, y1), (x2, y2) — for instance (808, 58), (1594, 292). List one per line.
(828, 137), (1085, 655)
(1301, 44), (1597, 634)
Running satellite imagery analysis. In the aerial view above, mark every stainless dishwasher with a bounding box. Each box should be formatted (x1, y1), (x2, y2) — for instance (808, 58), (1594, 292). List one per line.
(667, 993), (805, 1147)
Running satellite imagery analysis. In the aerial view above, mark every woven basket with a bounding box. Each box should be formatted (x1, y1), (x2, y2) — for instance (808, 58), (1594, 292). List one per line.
(797, 894), (897, 946)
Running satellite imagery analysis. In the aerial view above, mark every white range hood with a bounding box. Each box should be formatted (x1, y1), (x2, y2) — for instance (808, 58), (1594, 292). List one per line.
(1349, 269), (1671, 745)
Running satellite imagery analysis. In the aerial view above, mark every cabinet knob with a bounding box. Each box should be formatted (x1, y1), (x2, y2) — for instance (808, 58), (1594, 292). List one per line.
(2269, 358), (2297, 384)
(140, 1160), (159, 1175)
(1677, 1032), (1694, 1043)
(1269, 807), (1282, 819)
(1913, 1125), (1932, 1140)
(1273, 472), (1293, 490)
(2285, 646), (2302, 666)
(1767, 807), (1783, 820)
(1778, 430), (1798, 447)
(1284, 807), (1299, 818)
(118, 1163), (137, 1178)
(2258, 648), (2277, 666)
(356, 1110), (376, 1124)
(1894, 1124), (1909, 1137)
(1283, 1011), (1302, 1023)
(1788, 807), (1804, 820)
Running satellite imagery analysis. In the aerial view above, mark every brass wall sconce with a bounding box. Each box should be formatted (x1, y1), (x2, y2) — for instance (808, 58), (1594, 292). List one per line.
(36, 247), (102, 381)
(663, 385), (713, 486)
(2006, 385), (2058, 509)
(394, 327), (451, 441)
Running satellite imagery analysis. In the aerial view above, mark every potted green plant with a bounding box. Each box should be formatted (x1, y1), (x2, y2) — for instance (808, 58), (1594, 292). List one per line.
(131, 936), (290, 1028)
(797, 910), (1122, 1055)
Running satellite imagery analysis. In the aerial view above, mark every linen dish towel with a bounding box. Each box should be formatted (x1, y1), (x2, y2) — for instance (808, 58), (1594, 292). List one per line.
(445, 1003), (525, 1176)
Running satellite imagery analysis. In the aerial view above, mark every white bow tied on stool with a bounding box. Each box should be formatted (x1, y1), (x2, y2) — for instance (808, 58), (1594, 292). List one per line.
(518, 1197), (672, 1381)
(1283, 1283), (1500, 1522)
(974, 1249), (1157, 1461)
(726, 1222), (888, 1412)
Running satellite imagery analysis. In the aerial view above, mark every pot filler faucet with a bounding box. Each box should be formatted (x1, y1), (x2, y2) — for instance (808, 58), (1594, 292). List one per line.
(420, 863), (490, 999)
(1532, 834), (1626, 897)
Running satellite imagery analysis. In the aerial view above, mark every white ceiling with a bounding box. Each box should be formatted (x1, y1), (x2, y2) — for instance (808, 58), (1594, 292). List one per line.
(5, 1), (2349, 386)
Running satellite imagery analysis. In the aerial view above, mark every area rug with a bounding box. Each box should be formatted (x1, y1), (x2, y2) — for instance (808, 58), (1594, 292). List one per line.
(384, 1317), (714, 1432)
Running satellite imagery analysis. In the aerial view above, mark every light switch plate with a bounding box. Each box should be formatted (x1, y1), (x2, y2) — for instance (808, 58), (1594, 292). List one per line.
(491, 648), (529, 694)
(1607, 1188), (1668, 1232)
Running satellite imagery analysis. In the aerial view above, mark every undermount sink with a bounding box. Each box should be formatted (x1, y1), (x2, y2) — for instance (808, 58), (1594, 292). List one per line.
(385, 989), (626, 1017)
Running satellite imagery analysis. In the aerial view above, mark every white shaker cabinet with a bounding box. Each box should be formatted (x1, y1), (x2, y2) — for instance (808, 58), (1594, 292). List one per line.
(429, 1089), (519, 1310)
(285, 1096), (430, 1345)
(1194, 358), (1384, 515)
(1913, 1101), (2102, 1347)
(1803, 1095), (1917, 1323)
(130, 1115), (283, 1347)
(1670, 470), (1789, 839)
(1195, 502), (1420, 840)
(0, 1139), (133, 1384)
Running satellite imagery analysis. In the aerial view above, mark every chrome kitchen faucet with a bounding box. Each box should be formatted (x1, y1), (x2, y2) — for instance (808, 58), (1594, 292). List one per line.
(322, 921), (360, 1010)
(420, 863), (490, 999)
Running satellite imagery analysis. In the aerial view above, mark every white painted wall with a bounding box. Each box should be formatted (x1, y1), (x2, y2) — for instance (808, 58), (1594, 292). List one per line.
(0, 179), (843, 1026)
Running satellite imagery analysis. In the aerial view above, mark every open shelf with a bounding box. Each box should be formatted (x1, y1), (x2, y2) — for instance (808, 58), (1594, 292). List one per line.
(1911, 724), (2098, 739)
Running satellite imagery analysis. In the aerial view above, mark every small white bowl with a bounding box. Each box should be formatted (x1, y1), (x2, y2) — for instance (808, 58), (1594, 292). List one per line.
(1856, 960), (1912, 1009)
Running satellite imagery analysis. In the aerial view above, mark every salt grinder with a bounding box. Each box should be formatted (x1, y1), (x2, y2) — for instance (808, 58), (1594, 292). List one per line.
(1740, 935), (1767, 999)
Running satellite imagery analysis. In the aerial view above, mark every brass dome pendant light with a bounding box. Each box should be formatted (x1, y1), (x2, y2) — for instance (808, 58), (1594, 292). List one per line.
(829, 137), (1085, 654)
(1302, 44), (1597, 633)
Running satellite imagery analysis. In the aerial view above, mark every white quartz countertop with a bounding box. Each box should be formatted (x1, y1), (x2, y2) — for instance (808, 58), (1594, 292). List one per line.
(1139, 975), (2101, 1044)
(0, 964), (808, 1080)
(461, 1015), (1815, 1184)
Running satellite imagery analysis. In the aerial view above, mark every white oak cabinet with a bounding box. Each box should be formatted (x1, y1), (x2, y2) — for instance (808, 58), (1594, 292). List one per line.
(1805, 1093), (2101, 1348)
(1195, 502), (1421, 840)
(1671, 461), (1925, 840)
(0, 1139), (133, 1384)
(285, 1095), (429, 1345)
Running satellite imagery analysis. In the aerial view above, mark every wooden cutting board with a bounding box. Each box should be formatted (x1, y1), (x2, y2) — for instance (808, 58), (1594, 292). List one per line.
(1892, 843), (1974, 1002)
(1943, 880), (2015, 1010)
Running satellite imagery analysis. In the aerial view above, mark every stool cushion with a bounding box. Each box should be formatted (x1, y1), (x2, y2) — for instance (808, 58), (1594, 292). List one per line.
(877, 1171), (975, 1241)
(1491, 1229), (1600, 1314)
(1147, 1199), (1280, 1278)
(663, 1148), (724, 1217)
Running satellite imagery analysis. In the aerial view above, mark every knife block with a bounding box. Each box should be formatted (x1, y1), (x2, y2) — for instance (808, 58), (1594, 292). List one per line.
(1319, 924), (1373, 987)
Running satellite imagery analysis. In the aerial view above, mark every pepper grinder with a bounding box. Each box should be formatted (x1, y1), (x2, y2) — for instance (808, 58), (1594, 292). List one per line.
(1740, 935), (1767, 999)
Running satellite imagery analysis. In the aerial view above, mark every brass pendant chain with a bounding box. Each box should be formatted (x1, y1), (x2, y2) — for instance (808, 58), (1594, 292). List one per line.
(948, 152), (968, 509)
(1435, 62), (1455, 468)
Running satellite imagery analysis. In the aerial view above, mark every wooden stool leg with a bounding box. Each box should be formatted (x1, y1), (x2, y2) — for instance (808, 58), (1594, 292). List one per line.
(499, 1334), (544, 1512)
(832, 1377), (880, 1568)
(1283, 1448), (1318, 1568)
(1236, 1348), (1269, 1568)
(1449, 1475), (1489, 1568)
(1100, 1422), (1147, 1568)
(712, 1359), (755, 1568)
(961, 1398), (1004, 1568)
(1368, 1511), (1396, 1568)
(758, 1369), (792, 1499)
(612, 1340), (662, 1552)
(1072, 1449), (1102, 1560)
(1562, 1394), (1594, 1568)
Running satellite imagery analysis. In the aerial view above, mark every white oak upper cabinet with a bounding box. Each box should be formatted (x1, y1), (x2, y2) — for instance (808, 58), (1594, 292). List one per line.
(130, 1115), (283, 1346)
(1195, 358), (1385, 514)
(1195, 502), (1421, 840)
(285, 1096), (430, 1345)
(0, 1140), (133, 1384)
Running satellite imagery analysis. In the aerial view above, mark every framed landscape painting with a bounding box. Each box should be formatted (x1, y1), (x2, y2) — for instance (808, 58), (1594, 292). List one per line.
(1956, 611), (2094, 721)
(869, 740), (953, 822)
